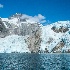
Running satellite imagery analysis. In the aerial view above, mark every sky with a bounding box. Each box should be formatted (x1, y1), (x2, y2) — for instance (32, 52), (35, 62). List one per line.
(0, 0), (70, 25)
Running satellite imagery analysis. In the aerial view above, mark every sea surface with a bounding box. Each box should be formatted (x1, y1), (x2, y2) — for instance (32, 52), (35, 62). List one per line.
(0, 53), (70, 70)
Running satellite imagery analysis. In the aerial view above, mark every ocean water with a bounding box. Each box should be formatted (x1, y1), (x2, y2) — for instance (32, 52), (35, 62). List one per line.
(0, 53), (70, 70)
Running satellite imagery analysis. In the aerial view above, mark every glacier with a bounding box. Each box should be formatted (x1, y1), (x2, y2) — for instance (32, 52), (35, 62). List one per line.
(0, 14), (70, 53)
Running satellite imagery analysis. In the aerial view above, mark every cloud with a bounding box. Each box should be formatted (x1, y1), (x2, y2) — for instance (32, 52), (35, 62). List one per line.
(0, 4), (3, 8)
(20, 14), (46, 23)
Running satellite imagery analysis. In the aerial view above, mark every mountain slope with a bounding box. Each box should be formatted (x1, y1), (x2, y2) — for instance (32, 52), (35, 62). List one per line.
(41, 21), (70, 53)
(0, 14), (70, 53)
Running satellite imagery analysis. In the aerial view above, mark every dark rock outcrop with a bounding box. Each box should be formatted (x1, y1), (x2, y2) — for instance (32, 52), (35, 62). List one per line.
(51, 26), (69, 33)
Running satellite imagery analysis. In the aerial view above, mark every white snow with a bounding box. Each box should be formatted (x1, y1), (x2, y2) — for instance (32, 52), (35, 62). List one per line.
(0, 35), (30, 53)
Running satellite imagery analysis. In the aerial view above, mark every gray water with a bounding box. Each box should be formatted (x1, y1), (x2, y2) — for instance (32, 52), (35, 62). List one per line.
(0, 53), (70, 70)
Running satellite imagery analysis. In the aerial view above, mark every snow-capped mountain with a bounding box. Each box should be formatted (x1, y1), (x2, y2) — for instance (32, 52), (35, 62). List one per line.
(0, 13), (70, 53)
(41, 21), (70, 53)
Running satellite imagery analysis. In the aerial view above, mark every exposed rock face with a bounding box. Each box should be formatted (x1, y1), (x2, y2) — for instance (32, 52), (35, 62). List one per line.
(51, 26), (69, 33)
(0, 19), (9, 38)
(23, 23), (42, 53)
(52, 40), (65, 53)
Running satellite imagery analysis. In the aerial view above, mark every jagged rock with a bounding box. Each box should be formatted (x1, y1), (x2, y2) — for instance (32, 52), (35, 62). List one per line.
(51, 26), (69, 33)
(24, 23), (42, 53)
(51, 40), (65, 53)
(0, 20), (9, 38)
